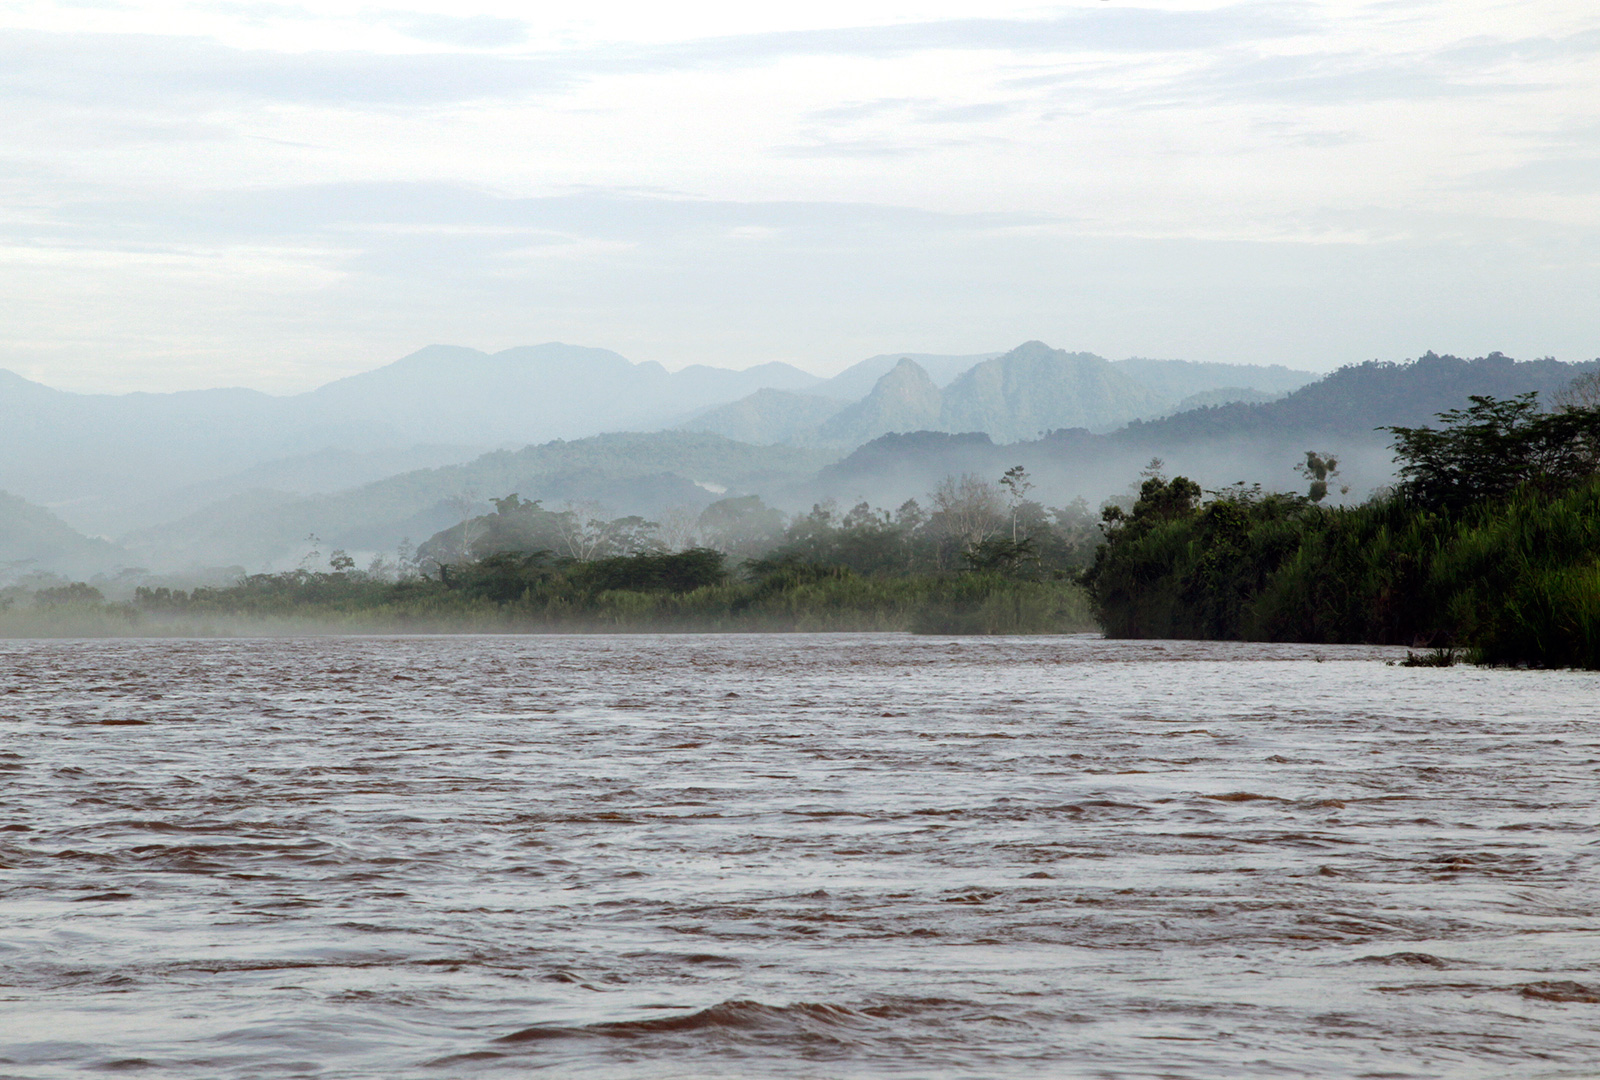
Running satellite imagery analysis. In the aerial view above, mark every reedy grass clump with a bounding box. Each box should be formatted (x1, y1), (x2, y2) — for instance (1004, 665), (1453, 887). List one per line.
(3, 558), (1093, 638)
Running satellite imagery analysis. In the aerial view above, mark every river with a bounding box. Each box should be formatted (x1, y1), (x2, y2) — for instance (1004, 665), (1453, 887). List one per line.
(2, 634), (1597, 1078)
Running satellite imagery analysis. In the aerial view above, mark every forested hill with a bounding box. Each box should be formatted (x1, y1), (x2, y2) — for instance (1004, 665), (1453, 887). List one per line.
(0, 491), (126, 576)
(812, 352), (1600, 508)
(118, 432), (837, 571)
(1118, 352), (1598, 444)
(0, 343), (824, 539)
(683, 342), (1314, 447)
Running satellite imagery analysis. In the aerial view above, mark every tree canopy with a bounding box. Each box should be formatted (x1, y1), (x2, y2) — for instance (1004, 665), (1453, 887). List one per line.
(1388, 393), (1600, 512)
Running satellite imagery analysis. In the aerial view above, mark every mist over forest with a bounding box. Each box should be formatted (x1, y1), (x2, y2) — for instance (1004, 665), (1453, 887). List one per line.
(2, 338), (1594, 606)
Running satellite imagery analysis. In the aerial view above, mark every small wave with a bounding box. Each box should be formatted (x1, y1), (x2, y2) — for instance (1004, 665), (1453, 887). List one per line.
(1427, 851), (1543, 877)
(1518, 981), (1600, 1003)
(1353, 952), (1454, 968)
(496, 996), (965, 1047)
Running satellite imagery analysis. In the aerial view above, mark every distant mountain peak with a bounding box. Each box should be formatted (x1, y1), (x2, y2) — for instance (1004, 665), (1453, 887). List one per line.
(815, 357), (942, 446)
(862, 357), (940, 411)
(938, 341), (1161, 440)
(676, 388), (843, 445)
(879, 356), (936, 386)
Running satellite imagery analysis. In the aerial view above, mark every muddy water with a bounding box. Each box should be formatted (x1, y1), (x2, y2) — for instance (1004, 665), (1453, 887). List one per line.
(1, 634), (1598, 1079)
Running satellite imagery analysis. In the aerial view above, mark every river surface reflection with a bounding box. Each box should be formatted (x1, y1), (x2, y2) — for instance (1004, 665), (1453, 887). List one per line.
(2, 634), (1598, 1078)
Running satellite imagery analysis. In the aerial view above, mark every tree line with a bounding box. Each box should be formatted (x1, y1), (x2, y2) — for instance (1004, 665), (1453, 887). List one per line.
(1085, 372), (1600, 667)
(410, 470), (1103, 580)
(82, 469), (1102, 635)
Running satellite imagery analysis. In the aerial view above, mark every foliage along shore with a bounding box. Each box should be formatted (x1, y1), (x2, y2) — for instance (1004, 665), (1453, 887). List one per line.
(2, 466), (1102, 638)
(0, 553), (1093, 639)
(1085, 384), (1600, 668)
(9, 376), (1597, 660)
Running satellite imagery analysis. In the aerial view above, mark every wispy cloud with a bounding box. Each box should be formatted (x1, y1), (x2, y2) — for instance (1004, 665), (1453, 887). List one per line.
(387, 12), (528, 49)
(648, 4), (1315, 67)
(0, 29), (565, 108)
(1462, 156), (1600, 195)
(0, 5), (1320, 113)
(27, 183), (1048, 246)
(1170, 48), (1553, 107)
(2, 1), (1599, 388)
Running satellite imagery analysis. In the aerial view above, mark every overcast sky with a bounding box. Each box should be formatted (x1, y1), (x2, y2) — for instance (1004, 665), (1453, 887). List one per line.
(2, 0), (1597, 392)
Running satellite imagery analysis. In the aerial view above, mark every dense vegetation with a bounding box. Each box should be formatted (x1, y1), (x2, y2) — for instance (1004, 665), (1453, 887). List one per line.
(2, 468), (1099, 636)
(1116, 351), (1597, 445)
(18, 368), (1598, 656)
(1086, 381), (1600, 667)
(417, 474), (1102, 575)
(104, 552), (1091, 635)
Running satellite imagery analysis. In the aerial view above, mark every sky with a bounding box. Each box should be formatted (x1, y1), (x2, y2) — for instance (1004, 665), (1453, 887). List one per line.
(1, 0), (1598, 393)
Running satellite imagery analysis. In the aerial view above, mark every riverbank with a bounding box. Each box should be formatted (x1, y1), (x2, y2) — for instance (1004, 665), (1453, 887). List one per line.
(1, 563), (1093, 637)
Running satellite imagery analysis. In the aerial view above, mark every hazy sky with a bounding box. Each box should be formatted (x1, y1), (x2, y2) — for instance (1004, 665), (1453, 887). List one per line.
(2, 0), (1598, 392)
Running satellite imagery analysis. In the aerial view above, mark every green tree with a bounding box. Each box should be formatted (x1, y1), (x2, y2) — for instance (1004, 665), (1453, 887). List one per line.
(1000, 465), (1034, 543)
(1388, 393), (1600, 511)
(1295, 451), (1348, 503)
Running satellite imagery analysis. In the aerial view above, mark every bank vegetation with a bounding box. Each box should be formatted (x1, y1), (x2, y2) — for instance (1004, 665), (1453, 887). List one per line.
(1085, 380), (1600, 668)
(1, 472), (1097, 637)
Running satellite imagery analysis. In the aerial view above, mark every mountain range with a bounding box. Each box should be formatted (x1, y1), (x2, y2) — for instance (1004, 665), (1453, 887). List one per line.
(681, 342), (1314, 446)
(0, 343), (824, 538)
(0, 340), (1315, 543)
(0, 491), (125, 580)
(8, 343), (1587, 581)
(808, 351), (1600, 512)
(114, 433), (837, 572)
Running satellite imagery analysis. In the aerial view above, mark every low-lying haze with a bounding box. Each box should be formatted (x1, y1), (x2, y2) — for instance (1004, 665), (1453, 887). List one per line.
(2, 0), (1598, 391)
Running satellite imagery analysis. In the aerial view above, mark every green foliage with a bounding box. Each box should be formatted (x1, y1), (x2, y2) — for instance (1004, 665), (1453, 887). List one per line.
(63, 550), (1094, 638)
(1294, 451), (1346, 503)
(33, 582), (105, 606)
(440, 551), (557, 603)
(1389, 393), (1600, 512)
(1086, 480), (1309, 639)
(693, 495), (788, 560)
(963, 536), (1039, 574)
(423, 465), (1105, 587)
(1086, 394), (1600, 667)
(743, 554), (856, 595)
(419, 495), (571, 567)
(1398, 647), (1460, 667)
(750, 493), (1100, 579)
(573, 548), (728, 593)
(908, 572), (1091, 634)
(1426, 481), (1600, 668)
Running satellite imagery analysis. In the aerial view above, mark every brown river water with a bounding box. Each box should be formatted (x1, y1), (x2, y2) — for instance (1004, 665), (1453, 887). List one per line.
(2, 633), (1599, 1079)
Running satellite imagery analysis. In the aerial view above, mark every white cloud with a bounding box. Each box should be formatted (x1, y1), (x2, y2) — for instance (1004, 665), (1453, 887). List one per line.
(0, 0), (1597, 389)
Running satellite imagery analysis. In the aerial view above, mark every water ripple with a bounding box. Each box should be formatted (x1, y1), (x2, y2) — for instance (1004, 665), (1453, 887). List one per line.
(0, 634), (1597, 1078)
